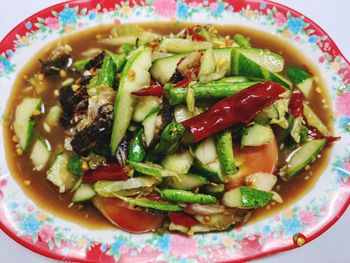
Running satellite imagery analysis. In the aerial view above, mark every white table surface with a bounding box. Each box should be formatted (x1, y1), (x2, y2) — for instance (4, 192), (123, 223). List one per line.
(0, 1), (349, 262)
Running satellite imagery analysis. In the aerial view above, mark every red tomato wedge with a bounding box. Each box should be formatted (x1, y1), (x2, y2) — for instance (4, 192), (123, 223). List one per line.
(93, 197), (164, 233)
(226, 139), (279, 190)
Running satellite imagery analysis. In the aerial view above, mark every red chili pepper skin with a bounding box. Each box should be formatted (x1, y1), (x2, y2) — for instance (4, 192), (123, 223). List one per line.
(131, 84), (164, 97)
(192, 33), (205, 42)
(82, 163), (130, 184)
(174, 79), (191, 88)
(168, 212), (199, 228)
(289, 91), (304, 117)
(308, 126), (341, 144)
(182, 81), (285, 142)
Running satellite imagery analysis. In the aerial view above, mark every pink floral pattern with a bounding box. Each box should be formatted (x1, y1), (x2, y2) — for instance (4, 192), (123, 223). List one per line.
(0, 1), (349, 263)
(154, 0), (177, 18)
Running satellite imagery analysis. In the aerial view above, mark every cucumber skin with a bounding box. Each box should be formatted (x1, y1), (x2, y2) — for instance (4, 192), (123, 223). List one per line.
(240, 186), (273, 208)
(201, 184), (225, 195)
(124, 197), (183, 212)
(215, 130), (237, 175)
(287, 139), (326, 178)
(128, 129), (146, 162)
(72, 184), (96, 203)
(303, 103), (331, 137)
(191, 160), (226, 184)
(166, 81), (257, 105)
(161, 189), (217, 204)
(287, 66), (311, 84)
(110, 47), (152, 155)
(166, 173), (208, 190)
(232, 48), (292, 89)
(68, 153), (83, 176)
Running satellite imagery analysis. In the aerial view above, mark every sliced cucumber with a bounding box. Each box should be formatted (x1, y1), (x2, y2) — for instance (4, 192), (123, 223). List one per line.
(136, 32), (161, 47)
(201, 184), (225, 195)
(72, 184), (96, 203)
(232, 48), (292, 88)
(303, 103), (331, 137)
(128, 161), (177, 179)
(47, 152), (77, 193)
(286, 139), (326, 178)
(241, 124), (274, 146)
(94, 176), (158, 197)
(212, 48), (232, 76)
(159, 38), (212, 53)
(13, 98), (42, 151)
(141, 108), (161, 146)
(199, 48), (216, 77)
(132, 96), (161, 122)
(160, 189), (217, 204)
(166, 173), (208, 190)
(218, 76), (248, 83)
(122, 197), (183, 212)
(150, 53), (188, 84)
(222, 186), (273, 208)
(194, 137), (218, 165)
(174, 104), (194, 122)
(45, 105), (62, 127)
(110, 47), (152, 155)
(287, 66), (313, 98)
(192, 160), (226, 184)
(161, 150), (193, 175)
(30, 137), (51, 171)
(67, 153), (83, 176)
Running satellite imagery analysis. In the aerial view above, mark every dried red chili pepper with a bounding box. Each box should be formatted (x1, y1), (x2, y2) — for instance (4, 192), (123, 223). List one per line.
(182, 81), (285, 142)
(289, 91), (304, 117)
(82, 163), (130, 184)
(131, 84), (164, 97)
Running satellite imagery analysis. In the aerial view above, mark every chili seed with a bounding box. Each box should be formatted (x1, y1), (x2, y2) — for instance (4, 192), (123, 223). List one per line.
(16, 148), (23, 156)
(12, 135), (19, 143)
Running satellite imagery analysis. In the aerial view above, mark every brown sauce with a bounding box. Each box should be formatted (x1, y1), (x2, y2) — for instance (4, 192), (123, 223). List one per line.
(3, 22), (334, 229)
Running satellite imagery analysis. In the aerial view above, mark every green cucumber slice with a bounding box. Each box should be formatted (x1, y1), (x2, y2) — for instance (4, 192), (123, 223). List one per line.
(30, 137), (51, 171)
(241, 124), (274, 147)
(94, 176), (158, 197)
(72, 184), (96, 203)
(201, 184), (225, 195)
(46, 152), (77, 193)
(199, 48), (216, 77)
(303, 103), (331, 137)
(122, 197), (183, 212)
(194, 137), (217, 165)
(13, 97), (42, 152)
(222, 186), (273, 208)
(166, 173), (208, 190)
(132, 96), (161, 122)
(212, 48), (232, 76)
(141, 108), (161, 146)
(150, 53), (188, 85)
(128, 161), (177, 179)
(192, 160), (226, 184)
(110, 47), (152, 155)
(161, 150), (193, 175)
(67, 153), (83, 176)
(160, 189), (217, 204)
(45, 105), (62, 127)
(232, 47), (292, 89)
(159, 38), (212, 53)
(286, 139), (327, 178)
(287, 66), (313, 98)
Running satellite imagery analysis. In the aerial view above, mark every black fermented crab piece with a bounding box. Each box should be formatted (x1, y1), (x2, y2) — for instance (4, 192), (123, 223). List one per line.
(168, 71), (184, 84)
(40, 54), (72, 76)
(71, 118), (112, 156)
(59, 85), (89, 128)
(84, 51), (105, 70)
(71, 104), (114, 156)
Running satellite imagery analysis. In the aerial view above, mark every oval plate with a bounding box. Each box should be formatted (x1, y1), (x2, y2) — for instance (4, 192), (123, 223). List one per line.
(0, 0), (350, 262)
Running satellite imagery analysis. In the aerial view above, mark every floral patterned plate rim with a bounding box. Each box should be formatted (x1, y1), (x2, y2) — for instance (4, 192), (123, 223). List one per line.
(0, 0), (350, 262)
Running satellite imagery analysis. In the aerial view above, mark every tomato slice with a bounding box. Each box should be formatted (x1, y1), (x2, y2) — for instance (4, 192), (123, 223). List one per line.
(168, 212), (199, 228)
(93, 197), (164, 233)
(226, 139), (278, 191)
